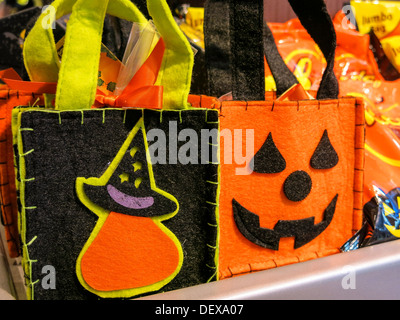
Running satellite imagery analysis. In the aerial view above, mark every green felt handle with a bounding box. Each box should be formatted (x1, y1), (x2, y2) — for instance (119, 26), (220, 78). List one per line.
(147, 0), (194, 110)
(23, 0), (193, 110)
(23, 0), (147, 83)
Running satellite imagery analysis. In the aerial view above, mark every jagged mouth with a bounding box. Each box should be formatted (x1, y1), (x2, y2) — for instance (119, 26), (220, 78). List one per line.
(107, 184), (154, 209)
(232, 194), (338, 250)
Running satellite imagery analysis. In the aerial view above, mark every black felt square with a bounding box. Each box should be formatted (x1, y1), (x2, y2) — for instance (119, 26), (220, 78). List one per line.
(17, 108), (219, 300)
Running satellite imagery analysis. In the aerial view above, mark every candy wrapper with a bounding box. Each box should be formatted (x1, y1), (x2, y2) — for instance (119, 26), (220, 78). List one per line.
(342, 186), (400, 251)
(115, 20), (159, 96)
(351, 0), (400, 74)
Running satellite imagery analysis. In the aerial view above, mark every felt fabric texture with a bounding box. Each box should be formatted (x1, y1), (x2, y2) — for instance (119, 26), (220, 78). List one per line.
(75, 117), (182, 298)
(0, 7), (41, 81)
(215, 98), (365, 279)
(204, 0), (339, 101)
(250, 132), (286, 174)
(23, 0), (148, 84)
(229, 0), (265, 101)
(24, 0), (193, 111)
(0, 6), (64, 80)
(16, 108), (219, 300)
(0, 92), (45, 258)
(283, 170), (313, 202)
(17, 0), (216, 300)
(200, 0), (364, 280)
(79, 212), (182, 293)
(55, 0), (109, 110)
(57, 0), (183, 110)
(55, 0), (166, 110)
(188, 41), (209, 96)
(203, 0), (232, 98)
(233, 193), (338, 250)
(148, 0), (194, 109)
(262, 23), (299, 96)
(203, 0), (296, 99)
(287, 0), (338, 100)
(310, 129), (339, 170)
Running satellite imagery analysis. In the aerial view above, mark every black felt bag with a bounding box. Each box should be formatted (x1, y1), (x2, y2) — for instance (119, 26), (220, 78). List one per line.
(15, 0), (219, 300)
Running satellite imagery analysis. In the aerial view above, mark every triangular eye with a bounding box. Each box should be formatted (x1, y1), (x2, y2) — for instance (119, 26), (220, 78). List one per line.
(250, 133), (286, 173)
(310, 130), (338, 169)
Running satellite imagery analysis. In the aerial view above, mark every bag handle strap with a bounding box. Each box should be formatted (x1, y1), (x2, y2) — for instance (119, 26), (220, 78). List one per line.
(23, 0), (147, 84)
(23, 0), (193, 110)
(204, 0), (265, 100)
(203, 0), (233, 99)
(148, 0), (194, 110)
(204, 0), (339, 100)
(288, 0), (338, 100)
(263, 22), (299, 96)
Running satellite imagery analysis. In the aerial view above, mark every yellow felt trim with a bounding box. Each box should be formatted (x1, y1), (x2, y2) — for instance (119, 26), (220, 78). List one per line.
(213, 120), (221, 282)
(55, 0), (109, 110)
(24, 0), (75, 83)
(13, 108), (34, 300)
(75, 117), (183, 299)
(148, 0), (194, 110)
(23, 0), (147, 84)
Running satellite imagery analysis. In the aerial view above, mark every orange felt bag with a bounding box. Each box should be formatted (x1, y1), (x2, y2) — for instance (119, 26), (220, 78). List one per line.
(200, 0), (365, 279)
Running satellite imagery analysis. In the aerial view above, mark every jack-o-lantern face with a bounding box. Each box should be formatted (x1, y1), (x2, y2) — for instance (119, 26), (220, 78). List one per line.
(233, 130), (339, 250)
(217, 100), (364, 279)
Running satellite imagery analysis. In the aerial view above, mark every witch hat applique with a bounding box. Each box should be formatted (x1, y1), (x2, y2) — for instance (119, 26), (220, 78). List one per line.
(75, 117), (183, 299)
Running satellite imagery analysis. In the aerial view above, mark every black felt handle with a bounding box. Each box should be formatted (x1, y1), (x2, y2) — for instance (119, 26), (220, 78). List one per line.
(263, 22), (299, 97)
(204, 0), (265, 100)
(204, 0), (339, 100)
(288, 0), (338, 100)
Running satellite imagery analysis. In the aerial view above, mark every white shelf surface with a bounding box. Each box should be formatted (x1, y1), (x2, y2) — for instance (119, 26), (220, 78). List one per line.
(140, 240), (400, 300)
